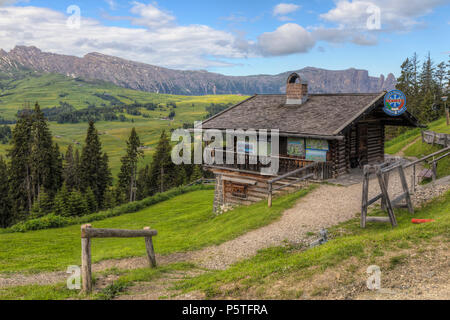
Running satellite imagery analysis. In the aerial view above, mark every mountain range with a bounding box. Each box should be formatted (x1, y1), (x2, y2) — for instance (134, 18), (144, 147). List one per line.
(0, 46), (396, 95)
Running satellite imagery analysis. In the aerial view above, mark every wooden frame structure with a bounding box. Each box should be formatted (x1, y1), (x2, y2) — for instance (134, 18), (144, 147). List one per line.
(81, 224), (158, 293)
(361, 161), (414, 228)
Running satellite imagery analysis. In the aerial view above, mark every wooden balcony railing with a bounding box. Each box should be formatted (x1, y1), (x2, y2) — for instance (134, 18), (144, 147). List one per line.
(206, 149), (333, 178)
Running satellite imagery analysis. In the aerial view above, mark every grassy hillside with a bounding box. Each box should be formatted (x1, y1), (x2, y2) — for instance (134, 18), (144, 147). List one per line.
(0, 72), (247, 175)
(174, 190), (450, 299)
(385, 117), (450, 179)
(0, 186), (314, 274)
(2, 188), (448, 300)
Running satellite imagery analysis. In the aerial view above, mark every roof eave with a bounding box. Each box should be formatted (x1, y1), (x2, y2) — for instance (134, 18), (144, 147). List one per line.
(332, 91), (386, 135)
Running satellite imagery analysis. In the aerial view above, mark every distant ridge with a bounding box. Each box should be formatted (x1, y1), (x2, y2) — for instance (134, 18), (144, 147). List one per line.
(0, 46), (396, 95)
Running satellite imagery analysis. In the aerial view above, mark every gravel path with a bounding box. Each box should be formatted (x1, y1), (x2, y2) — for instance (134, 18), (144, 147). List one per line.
(1, 165), (448, 288)
(189, 165), (446, 270)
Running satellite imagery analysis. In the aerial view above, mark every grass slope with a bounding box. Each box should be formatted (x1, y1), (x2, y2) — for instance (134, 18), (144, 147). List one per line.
(385, 117), (450, 179)
(0, 186), (314, 274)
(0, 72), (247, 175)
(174, 190), (450, 299)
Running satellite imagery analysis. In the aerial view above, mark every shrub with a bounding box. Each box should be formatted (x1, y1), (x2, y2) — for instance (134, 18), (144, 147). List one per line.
(10, 214), (71, 232)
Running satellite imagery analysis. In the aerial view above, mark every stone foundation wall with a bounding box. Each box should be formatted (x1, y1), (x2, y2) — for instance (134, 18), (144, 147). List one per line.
(212, 174), (223, 213)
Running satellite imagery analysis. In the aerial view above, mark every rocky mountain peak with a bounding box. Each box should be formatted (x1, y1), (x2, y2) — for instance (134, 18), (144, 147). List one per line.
(0, 46), (397, 95)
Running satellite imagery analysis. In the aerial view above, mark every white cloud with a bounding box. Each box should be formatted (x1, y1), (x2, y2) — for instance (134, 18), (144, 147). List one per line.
(0, 0), (14, 5)
(2, 1), (444, 69)
(257, 23), (315, 56)
(320, 0), (448, 31)
(273, 3), (300, 16)
(0, 6), (245, 69)
(314, 0), (448, 48)
(273, 3), (301, 21)
(312, 27), (378, 46)
(130, 2), (176, 29)
(104, 0), (117, 11)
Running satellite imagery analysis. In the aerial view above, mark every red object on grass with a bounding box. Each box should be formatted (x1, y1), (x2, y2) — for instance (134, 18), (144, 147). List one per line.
(411, 219), (435, 224)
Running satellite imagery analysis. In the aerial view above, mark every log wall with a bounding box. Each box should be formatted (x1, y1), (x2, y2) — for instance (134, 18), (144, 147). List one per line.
(330, 138), (348, 177)
(367, 123), (385, 164)
(211, 169), (308, 212)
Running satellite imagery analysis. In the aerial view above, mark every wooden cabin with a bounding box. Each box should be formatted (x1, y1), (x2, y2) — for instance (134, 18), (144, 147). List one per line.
(199, 73), (420, 211)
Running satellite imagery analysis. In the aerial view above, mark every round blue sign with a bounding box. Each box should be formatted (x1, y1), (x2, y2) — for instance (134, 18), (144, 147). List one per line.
(383, 90), (407, 116)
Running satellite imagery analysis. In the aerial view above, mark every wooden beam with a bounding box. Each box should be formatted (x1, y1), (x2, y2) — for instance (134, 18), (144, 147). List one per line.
(222, 176), (258, 185)
(82, 228), (158, 239)
(367, 193), (382, 206)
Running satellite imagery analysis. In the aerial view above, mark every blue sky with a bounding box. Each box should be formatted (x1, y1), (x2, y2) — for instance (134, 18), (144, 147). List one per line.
(1, 0), (449, 78)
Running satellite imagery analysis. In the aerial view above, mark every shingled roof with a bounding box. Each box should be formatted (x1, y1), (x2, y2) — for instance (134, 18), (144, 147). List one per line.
(201, 93), (387, 137)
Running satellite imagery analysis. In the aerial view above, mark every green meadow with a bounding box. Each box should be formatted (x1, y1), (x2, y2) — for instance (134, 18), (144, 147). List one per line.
(0, 72), (247, 176)
(0, 187), (314, 274)
(385, 117), (450, 179)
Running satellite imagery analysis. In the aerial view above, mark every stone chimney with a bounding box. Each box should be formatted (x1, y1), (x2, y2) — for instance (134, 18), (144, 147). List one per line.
(286, 73), (308, 105)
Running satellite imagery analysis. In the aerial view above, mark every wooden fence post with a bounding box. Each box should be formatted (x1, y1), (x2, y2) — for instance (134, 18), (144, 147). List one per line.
(411, 164), (416, 194)
(381, 171), (390, 212)
(398, 166), (414, 214)
(432, 161), (437, 183)
(268, 182), (272, 208)
(360, 166), (369, 228)
(143, 227), (157, 268)
(81, 224), (92, 293)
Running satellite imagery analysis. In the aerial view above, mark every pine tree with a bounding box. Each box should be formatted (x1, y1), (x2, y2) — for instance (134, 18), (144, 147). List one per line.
(447, 55), (450, 89)
(102, 187), (117, 209)
(30, 103), (59, 199)
(79, 121), (112, 207)
(419, 52), (436, 94)
(396, 58), (413, 96)
(411, 52), (420, 95)
(190, 165), (203, 183)
(174, 164), (187, 187)
(149, 130), (177, 194)
(53, 183), (70, 216)
(84, 187), (97, 213)
(118, 128), (144, 202)
(136, 165), (152, 200)
(435, 61), (447, 93)
(8, 108), (33, 218)
(30, 187), (53, 218)
(0, 156), (12, 227)
(67, 189), (89, 217)
(74, 148), (81, 188)
(52, 143), (63, 192)
(63, 144), (79, 190)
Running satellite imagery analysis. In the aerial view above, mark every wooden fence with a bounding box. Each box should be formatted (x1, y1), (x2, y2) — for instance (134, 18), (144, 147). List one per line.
(81, 224), (158, 293)
(267, 163), (316, 207)
(422, 130), (450, 147)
